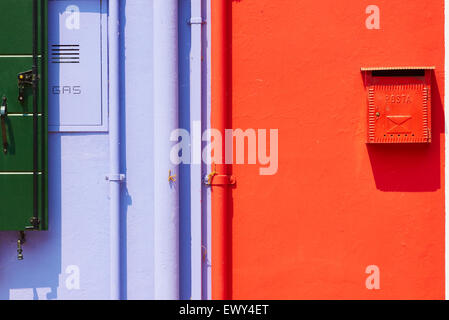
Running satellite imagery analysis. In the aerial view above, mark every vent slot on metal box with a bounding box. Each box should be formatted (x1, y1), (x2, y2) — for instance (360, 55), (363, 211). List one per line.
(51, 44), (79, 64)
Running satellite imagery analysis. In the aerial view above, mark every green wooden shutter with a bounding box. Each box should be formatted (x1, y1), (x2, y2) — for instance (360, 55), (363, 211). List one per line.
(0, 0), (47, 231)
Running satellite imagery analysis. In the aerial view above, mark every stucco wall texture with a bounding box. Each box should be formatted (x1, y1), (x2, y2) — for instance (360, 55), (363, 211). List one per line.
(0, 1), (159, 300)
(221, 0), (445, 299)
(0, 0), (445, 300)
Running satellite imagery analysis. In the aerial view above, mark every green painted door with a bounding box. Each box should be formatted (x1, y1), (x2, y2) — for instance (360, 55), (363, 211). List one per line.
(0, 0), (47, 231)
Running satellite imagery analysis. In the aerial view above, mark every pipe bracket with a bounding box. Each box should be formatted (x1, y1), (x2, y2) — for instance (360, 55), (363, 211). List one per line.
(106, 173), (126, 182)
(188, 17), (206, 25)
(204, 174), (236, 186)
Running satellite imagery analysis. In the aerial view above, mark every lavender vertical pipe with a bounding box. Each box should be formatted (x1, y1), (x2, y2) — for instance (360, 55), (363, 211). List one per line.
(153, 0), (180, 299)
(108, 0), (122, 300)
(190, 0), (203, 300)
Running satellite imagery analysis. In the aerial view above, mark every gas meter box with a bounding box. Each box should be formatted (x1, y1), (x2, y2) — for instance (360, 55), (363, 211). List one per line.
(48, 0), (108, 132)
(0, 0), (48, 231)
(362, 67), (433, 144)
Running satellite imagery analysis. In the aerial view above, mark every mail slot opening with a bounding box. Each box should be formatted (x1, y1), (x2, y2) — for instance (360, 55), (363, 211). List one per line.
(371, 69), (425, 77)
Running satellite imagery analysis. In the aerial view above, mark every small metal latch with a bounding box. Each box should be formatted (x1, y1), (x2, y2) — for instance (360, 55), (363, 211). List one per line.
(0, 97), (6, 116)
(105, 174), (126, 182)
(0, 96), (8, 154)
(25, 217), (41, 230)
(17, 231), (25, 260)
(17, 70), (38, 103)
(168, 170), (176, 183)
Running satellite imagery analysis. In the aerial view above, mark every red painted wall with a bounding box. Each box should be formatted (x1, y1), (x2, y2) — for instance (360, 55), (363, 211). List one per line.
(212, 0), (445, 299)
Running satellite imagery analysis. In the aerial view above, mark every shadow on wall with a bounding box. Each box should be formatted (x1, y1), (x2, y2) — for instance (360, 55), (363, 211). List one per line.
(179, 0), (192, 300)
(367, 71), (443, 192)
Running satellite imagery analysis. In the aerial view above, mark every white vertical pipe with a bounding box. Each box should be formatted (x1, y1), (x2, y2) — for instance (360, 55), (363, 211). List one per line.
(153, 0), (180, 299)
(108, 0), (121, 300)
(190, 0), (203, 300)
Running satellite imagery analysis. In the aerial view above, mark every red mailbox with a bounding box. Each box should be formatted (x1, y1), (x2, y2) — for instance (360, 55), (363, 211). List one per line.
(362, 67), (434, 144)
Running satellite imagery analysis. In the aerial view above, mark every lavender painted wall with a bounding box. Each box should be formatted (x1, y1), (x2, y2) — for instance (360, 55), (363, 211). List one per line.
(0, 0), (204, 300)
(120, 0), (155, 300)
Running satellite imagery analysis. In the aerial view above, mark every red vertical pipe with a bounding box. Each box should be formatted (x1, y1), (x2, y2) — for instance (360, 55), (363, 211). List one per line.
(211, 0), (232, 299)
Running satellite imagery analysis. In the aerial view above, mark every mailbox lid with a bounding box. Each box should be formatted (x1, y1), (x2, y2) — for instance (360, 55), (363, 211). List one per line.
(363, 67), (433, 144)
